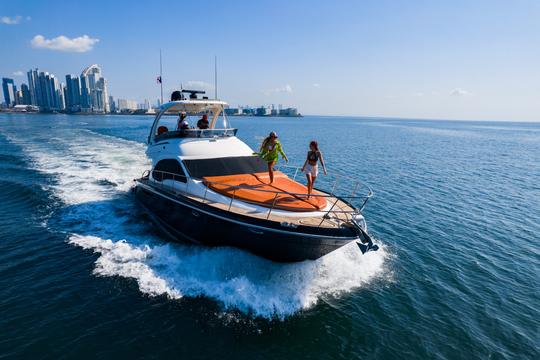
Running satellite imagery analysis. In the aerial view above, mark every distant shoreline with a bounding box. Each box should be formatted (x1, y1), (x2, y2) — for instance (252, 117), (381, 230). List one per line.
(1, 110), (538, 123)
(0, 110), (303, 118)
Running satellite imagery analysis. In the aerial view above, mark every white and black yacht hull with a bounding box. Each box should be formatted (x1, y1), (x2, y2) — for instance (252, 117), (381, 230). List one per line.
(134, 181), (367, 262)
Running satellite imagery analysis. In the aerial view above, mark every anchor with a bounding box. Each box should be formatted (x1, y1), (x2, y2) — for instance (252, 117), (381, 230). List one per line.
(356, 227), (379, 254)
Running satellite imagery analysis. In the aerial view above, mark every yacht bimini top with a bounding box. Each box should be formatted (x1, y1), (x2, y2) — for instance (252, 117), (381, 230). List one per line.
(159, 99), (228, 115)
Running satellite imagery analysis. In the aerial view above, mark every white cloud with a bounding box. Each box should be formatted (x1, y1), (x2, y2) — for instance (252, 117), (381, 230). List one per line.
(1, 16), (22, 25)
(12, 71), (24, 76)
(263, 84), (293, 96)
(31, 34), (99, 53)
(313, 83), (320, 88)
(184, 80), (214, 91)
(1, 15), (30, 24)
(450, 88), (472, 97)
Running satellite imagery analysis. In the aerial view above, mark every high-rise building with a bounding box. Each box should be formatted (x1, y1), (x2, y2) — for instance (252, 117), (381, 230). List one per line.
(27, 69), (39, 106)
(108, 96), (116, 112)
(56, 82), (65, 111)
(38, 71), (62, 111)
(2, 78), (17, 107)
(25, 68), (63, 111)
(65, 75), (81, 112)
(20, 84), (31, 105)
(80, 75), (91, 111)
(20, 65), (111, 113)
(15, 90), (23, 105)
(81, 64), (109, 113)
(39, 72), (52, 109)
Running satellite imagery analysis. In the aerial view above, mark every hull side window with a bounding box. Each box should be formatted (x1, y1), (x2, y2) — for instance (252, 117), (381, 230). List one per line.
(153, 159), (187, 182)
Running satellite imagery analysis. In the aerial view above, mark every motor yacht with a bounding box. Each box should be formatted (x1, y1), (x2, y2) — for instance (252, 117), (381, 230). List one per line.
(133, 90), (378, 262)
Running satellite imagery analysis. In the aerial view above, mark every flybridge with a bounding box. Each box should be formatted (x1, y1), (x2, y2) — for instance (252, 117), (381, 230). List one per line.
(148, 92), (231, 144)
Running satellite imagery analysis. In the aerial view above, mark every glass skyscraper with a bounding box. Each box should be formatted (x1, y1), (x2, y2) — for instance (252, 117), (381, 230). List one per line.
(65, 74), (82, 112)
(2, 78), (17, 107)
(25, 69), (64, 111)
(80, 64), (109, 113)
(19, 65), (110, 113)
(19, 84), (31, 105)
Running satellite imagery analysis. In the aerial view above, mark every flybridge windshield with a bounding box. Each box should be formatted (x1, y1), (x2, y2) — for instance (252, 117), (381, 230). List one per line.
(154, 128), (238, 142)
(158, 113), (230, 132)
(183, 156), (267, 178)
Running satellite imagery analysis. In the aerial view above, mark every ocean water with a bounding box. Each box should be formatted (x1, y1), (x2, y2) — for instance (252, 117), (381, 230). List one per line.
(0, 113), (538, 359)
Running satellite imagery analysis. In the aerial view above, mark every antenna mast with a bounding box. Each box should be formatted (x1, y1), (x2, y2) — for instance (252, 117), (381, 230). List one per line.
(159, 49), (164, 105)
(214, 55), (218, 99)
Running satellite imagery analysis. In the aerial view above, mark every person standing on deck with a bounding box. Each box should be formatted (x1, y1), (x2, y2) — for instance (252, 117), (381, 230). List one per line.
(301, 140), (327, 199)
(259, 131), (288, 184)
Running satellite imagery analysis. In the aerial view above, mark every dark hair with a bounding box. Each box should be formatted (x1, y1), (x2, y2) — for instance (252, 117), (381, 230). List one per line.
(262, 132), (277, 148)
(309, 140), (319, 151)
(262, 136), (271, 148)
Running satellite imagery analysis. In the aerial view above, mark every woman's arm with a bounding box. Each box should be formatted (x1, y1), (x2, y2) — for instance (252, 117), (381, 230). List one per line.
(318, 151), (327, 175)
(301, 155), (308, 171)
(278, 142), (288, 162)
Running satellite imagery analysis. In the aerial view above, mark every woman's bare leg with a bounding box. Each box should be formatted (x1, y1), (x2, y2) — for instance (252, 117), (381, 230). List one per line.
(310, 176), (317, 198)
(305, 174), (312, 198)
(268, 161), (275, 183)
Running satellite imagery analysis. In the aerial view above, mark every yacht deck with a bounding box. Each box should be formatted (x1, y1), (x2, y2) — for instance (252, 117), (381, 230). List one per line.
(185, 192), (355, 229)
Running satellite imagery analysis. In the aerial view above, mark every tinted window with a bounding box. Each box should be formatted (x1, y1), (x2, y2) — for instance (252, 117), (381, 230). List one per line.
(183, 156), (267, 178)
(153, 159), (187, 182)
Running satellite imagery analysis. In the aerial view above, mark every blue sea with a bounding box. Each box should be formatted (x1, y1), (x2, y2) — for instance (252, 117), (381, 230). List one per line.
(0, 113), (538, 359)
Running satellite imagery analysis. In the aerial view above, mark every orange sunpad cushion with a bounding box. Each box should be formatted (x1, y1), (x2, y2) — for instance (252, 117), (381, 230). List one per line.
(203, 171), (327, 212)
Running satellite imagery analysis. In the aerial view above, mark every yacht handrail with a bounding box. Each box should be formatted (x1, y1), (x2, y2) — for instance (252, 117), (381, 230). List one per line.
(276, 164), (373, 198)
(153, 128), (238, 142)
(138, 167), (373, 228)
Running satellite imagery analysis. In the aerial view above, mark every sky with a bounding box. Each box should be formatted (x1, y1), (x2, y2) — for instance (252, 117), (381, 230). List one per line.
(1, 0), (539, 121)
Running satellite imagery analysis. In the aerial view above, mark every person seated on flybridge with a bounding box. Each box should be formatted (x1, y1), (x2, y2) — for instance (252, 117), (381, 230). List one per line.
(177, 112), (190, 130)
(197, 114), (209, 129)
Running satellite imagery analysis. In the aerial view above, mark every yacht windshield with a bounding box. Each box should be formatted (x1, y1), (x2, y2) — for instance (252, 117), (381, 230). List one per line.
(183, 156), (267, 178)
(153, 109), (234, 142)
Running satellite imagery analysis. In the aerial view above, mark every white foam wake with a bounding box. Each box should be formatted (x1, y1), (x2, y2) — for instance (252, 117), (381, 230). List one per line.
(69, 234), (387, 318)
(2, 126), (389, 319)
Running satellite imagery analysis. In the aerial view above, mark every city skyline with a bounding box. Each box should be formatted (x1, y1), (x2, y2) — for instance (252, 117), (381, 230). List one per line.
(3, 64), (113, 113)
(1, 0), (539, 121)
(2, 64), (301, 114)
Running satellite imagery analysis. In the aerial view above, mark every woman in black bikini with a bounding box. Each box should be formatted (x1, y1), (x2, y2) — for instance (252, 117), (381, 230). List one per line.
(301, 140), (327, 199)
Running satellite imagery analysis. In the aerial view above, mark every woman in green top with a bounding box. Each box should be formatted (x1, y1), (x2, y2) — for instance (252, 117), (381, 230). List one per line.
(259, 131), (288, 184)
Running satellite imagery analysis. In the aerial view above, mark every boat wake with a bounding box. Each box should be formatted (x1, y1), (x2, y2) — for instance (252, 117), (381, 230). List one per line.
(2, 127), (388, 319)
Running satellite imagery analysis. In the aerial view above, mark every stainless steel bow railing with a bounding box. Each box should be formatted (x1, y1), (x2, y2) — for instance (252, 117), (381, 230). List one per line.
(137, 166), (373, 228)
